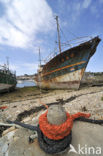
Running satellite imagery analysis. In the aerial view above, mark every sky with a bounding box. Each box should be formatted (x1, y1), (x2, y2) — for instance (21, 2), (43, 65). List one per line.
(0, 0), (103, 76)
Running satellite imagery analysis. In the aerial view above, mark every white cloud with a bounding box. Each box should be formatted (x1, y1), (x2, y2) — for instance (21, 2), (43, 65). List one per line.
(68, 2), (82, 23)
(67, 0), (93, 24)
(83, 0), (91, 8)
(99, 0), (103, 3)
(57, 0), (66, 14)
(90, 5), (99, 17)
(9, 62), (38, 75)
(0, 61), (4, 67)
(0, 0), (54, 48)
(23, 63), (38, 72)
(9, 64), (19, 71)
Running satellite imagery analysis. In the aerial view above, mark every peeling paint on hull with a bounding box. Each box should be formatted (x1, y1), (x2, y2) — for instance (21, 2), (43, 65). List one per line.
(34, 36), (101, 89)
(0, 83), (16, 93)
(35, 69), (84, 89)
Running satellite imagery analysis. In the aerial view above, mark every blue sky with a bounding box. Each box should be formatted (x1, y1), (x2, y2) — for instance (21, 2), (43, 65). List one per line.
(0, 0), (103, 75)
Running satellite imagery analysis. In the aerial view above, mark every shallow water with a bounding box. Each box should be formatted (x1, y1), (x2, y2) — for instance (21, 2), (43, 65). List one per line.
(16, 80), (35, 88)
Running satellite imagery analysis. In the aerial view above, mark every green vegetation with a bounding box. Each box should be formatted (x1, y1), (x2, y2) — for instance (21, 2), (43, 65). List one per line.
(101, 97), (103, 101)
(0, 86), (50, 104)
(0, 86), (40, 104)
(93, 72), (103, 76)
(18, 86), (39, 92)
(85, 72), (103, 76)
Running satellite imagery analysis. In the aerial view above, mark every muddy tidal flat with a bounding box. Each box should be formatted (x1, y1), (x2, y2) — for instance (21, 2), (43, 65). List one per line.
(0, 85), (103, 156)
(0, 85), (103, 123)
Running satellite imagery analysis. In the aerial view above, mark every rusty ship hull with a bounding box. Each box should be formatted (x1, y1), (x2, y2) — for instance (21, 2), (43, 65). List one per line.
(34, 37), (100, 89)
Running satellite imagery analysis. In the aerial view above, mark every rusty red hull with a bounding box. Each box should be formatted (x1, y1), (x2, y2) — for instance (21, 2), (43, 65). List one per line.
(34, 36), (101, 89)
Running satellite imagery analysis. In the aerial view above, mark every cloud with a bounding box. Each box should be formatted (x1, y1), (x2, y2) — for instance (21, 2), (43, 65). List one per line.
(64, 0), (92, 26)
(0, 0), (54, 48)
(99, 0), (103, 3)
(82, 0), (91, 8)
(9, 64), (19, 71)
(9, 62), (38, 75)
(67, 0), (94, 25)
(0, 60), (38, 75)
(0, 61), (4, 67)
(75, 2), (81, 11)
(57, 0), (66, 15)
(90, 5), (99, 17)
(23, 63), (38, 72)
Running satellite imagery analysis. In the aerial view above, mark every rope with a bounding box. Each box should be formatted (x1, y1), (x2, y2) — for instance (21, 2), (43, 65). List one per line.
(74, 117), (103, 125)
(39, 99), (48, 109)
(39, 111), (90, 140)
(37, 126), (72, 154)
(0, 106), (7, 110)
(7, 120), (38, 131)
(7, 115), (103, 154)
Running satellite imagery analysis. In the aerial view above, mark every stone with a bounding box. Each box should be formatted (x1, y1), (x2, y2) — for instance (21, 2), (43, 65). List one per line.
(47, 105), (67, 125)
(29, 132), (38, 143)
(2, 127), (16, 136)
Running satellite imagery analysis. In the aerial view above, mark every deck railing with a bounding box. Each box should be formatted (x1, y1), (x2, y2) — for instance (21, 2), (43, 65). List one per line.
(43, 36), (93, 64)
(0, 65), (16, 77)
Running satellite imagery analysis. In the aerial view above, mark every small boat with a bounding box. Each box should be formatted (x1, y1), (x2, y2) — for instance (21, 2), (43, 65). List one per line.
(0, 64), (17, 93)
(34, 16), (101, 89)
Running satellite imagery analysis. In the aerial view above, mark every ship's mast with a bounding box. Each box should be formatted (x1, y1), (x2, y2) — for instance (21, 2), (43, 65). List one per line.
(55, 16), (61, 54)
(39, 47), (41, 66)
(6, 56), (9, 69)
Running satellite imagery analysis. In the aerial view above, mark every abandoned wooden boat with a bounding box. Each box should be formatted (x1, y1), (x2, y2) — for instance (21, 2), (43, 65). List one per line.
(34, 17), (101, 89)
(0, 65), (17, 93)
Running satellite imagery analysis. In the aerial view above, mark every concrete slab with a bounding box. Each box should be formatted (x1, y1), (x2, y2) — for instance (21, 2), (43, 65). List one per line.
(0, 122), (103, 156)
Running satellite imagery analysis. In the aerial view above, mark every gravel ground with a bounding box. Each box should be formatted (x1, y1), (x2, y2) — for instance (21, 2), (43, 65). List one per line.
(0, 86), (103, 123)
(0, 86), (103, 156)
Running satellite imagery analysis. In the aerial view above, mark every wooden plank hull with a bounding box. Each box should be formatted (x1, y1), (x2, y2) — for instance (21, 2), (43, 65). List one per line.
(34, 36), (101, 89)
(0, 83), (16, 93)
(0, 69), (17, 93)
(35, 68), (85, 89)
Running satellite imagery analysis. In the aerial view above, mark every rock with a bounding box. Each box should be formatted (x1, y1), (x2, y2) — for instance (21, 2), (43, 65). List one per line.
(0, 130), (16, 156)
(2, 126), (16, 136)
(29, 132), (37, 143)
(22, 117), (31, 123)
(47, 105), (67, 125)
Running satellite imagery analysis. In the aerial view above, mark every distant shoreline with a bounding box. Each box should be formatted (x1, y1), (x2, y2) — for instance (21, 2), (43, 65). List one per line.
(16, 79), (35, 88)
(16, 74), (35, 81)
